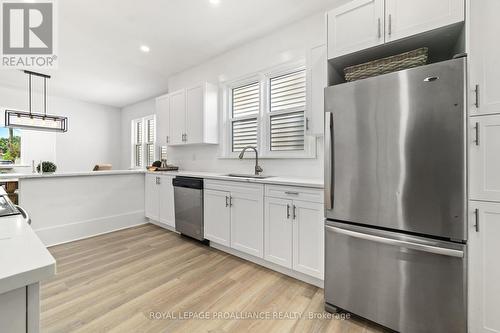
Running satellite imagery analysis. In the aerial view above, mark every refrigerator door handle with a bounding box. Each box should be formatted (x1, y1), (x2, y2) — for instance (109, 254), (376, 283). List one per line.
(325, 225), (464, 258)
(324, 112), (333, 210)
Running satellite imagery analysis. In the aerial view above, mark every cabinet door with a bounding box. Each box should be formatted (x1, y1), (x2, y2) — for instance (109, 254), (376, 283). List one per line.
(204, 189), (231, 246)
(327, 0), (384, 58)
(156, 94), (170, 145)
(469, 201), (500, 333)
(264, 197), (293, 268)
(469, 0), (500, 116)
(230, 190), (264, 258)
(470, 115), (500, 202)
(169, 89), (186, 145)
(186, 85), (204, 144)
(307, 44), (327, 136)
(159, 175), (175, 228)
(0, 287), (27, 333)
(145, 174), (160, 221)
(292, 200), (324, 279)
(385, 0), (464, 43)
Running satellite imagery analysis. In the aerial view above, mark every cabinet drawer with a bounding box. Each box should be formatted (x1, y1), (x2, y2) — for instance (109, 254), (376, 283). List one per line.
(265, 185), (323, 203)
(205, 180), (264, 195)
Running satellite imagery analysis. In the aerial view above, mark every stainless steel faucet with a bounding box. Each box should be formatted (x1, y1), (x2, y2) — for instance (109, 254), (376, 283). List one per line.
(238, 146), (263, 176)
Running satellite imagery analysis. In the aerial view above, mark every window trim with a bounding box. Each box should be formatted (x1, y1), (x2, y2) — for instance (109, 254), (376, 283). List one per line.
(130, 115), (156, 169)
(220, 60), (316, 159)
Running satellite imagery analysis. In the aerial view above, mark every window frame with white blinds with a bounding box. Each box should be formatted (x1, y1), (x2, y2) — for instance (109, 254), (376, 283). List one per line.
(221, 61), (315, 159)
(225, 75), (263, 157)
(131, 115), (156, 168)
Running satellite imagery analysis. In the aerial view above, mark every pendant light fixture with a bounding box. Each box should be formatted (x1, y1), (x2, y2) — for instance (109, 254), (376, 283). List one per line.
(5, 71), (68, 132)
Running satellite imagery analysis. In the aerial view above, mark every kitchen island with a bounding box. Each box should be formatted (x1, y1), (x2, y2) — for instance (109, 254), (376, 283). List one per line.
(0, 214), (55, 332)
(14, 170), (146, 246)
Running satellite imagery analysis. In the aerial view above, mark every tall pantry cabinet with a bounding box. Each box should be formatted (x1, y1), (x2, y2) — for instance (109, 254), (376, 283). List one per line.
(468, 0), (500, 332)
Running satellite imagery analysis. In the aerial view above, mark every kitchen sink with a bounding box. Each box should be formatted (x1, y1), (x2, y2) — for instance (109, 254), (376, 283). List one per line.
(225, 173), (273, 179)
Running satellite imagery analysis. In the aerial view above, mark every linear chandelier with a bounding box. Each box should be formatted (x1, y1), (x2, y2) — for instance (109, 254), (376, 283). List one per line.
(5, 71), (68, 132)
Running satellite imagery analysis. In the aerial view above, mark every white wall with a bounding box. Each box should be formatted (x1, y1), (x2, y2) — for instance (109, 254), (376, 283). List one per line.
(0, 85), (122, 172)
(120, 98), (157, 169)
(121, 13), (326, 178)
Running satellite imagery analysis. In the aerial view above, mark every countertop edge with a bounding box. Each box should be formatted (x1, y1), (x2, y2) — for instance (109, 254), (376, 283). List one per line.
(147, 171), (324, 189)
(3, 170), (146, 180)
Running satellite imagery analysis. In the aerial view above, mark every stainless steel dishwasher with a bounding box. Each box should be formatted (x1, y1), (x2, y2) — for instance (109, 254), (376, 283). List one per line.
(173, 177), (206, 242)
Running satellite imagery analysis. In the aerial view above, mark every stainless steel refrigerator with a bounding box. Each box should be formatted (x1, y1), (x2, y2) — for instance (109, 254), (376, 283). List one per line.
(324, 57), (467, 333)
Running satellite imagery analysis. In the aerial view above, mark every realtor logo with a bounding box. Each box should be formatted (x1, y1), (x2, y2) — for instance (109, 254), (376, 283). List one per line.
(1, 0), (58, 68)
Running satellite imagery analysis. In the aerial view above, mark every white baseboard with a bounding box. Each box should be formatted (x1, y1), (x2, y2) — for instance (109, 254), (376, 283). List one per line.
(211, 242), (324, 288)
(35, 210), (147, 247)
(148, 219), (177, 233)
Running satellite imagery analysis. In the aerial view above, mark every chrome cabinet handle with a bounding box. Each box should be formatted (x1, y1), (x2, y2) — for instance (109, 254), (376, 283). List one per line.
(474, 208), (480, 232)
(184, 133), (188, 142)
(474, 122), (480, 146)
(16, 205), (31, 225)
(324, 112), (334, 209)
(229, 196), (233, 207)
(326, 226), (464, 258)
(388, 14), (392, 36)
(474, 84), (480, 108)
(286, 204), (290, 219)
(225, 196), (229, 207)
(377, 18), (381, 38)
(166, 136), (170, 144)
(157, 177), (161, 185)
(292, 205), (297, 220)
(285, 191), (299, 195)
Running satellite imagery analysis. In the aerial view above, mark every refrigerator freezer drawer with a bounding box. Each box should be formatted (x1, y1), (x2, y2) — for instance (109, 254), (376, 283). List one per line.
(324, 221), (466, 333)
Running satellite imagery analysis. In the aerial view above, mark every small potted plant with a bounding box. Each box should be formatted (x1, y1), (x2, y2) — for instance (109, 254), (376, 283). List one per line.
(37, 161), (57, 174)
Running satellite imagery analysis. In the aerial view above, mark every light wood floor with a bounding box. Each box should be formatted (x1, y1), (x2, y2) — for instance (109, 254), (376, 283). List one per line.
(41, 224), (386, 333)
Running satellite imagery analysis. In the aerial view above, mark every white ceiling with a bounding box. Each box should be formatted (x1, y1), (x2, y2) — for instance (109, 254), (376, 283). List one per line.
(0, 0), (342, 108)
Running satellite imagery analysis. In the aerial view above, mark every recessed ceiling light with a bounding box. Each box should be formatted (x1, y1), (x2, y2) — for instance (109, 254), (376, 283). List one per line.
(140, 45), (150, 53)
(209, 0), (220, 6)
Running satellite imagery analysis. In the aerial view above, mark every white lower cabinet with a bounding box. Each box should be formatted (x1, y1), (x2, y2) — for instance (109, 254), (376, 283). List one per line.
(204, 180), (264, 258)
(230, 190), (264, 258)
(145, 174), (160, 221)
(292, 200), (324, 279)
(469, 201), (500, 333)
(145, 174), (175, 228)
(0, 283), (40, 333)
(159, 175), (175, 228)
(264, 197), (293, 268)
(204, 189), (231, 247)
(264, 195), (324, 280)
(203, 180), (324, 281)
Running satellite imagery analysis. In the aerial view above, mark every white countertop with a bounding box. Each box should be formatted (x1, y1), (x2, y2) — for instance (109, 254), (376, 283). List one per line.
(0, 169), (145, 180)
(0, 215), (55, 294)
(149, 170), (324, 188)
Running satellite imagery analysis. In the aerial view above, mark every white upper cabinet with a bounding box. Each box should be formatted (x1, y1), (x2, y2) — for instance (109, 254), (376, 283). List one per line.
(169, 89), (186, 145)
(204, 189), (231, 247)
(470, 115), (500, 203)
(469, 0), (500, 116)
(307, 44), (327, 136)
(327, 0), (464, 59)
(469, 201), (500, 333)
(327, 0), (384, 58)
(167, 83), (218, 146)
(155, 94), (170, 145)
(385, 0), (464, 43)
